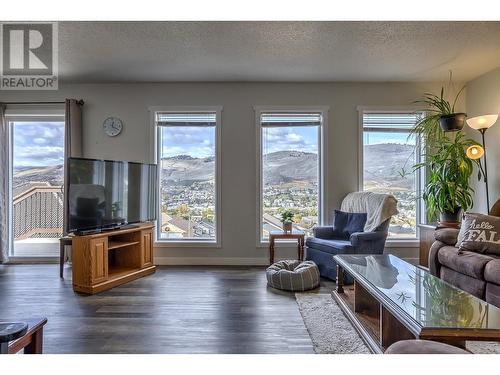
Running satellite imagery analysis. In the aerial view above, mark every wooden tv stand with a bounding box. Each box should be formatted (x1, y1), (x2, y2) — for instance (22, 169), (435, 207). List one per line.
(72, 223), (156, 294)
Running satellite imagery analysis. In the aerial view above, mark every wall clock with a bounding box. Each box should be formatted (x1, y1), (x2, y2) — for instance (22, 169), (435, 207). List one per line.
(103, 117), (123, 137)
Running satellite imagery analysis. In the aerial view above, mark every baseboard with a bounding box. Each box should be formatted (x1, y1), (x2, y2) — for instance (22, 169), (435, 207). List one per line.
(154, 256), (270, 266)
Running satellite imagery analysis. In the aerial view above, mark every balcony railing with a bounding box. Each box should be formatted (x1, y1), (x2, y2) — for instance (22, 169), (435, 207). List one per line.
(13, 185), (63, 240)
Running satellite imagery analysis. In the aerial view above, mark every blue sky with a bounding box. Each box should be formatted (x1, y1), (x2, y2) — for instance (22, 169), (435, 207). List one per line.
(13, 122), (65, 167)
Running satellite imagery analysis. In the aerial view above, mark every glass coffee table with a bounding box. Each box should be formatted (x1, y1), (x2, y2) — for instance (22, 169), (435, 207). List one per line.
(332, 254), (500, 353)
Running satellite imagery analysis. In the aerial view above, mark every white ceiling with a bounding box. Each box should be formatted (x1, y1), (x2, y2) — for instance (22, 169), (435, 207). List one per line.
(57, 21), (500, 83)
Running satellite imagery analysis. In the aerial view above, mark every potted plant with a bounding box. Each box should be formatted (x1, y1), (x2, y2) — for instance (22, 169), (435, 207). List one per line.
(413, 84), (467, 140)
(412, 132), (481, 223)
(280, 210), (294, 233)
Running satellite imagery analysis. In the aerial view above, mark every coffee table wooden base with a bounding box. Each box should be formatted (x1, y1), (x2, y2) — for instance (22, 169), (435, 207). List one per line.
(332, 280), (467, 353)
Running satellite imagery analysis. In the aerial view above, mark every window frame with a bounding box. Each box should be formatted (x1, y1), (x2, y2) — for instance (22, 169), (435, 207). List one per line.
(357, 106), (425, 244)
(5, 108), (65, 261)
(149, 106), (222, 248)
(254, 105), (329, 247)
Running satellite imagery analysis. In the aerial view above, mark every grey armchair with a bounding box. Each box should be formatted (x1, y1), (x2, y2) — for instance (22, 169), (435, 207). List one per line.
(305, 191), (397, 280)
(305, 220), (390, 280)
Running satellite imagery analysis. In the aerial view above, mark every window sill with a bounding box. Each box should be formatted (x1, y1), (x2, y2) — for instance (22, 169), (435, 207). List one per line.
(385, 239), (419, 248)
(154, 240), (221, 248)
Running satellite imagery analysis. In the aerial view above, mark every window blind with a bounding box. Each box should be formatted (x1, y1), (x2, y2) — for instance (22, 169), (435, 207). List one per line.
(261, 113), (322, 127)
(363, 112), (421, 131)
(156, 112), (216, 126)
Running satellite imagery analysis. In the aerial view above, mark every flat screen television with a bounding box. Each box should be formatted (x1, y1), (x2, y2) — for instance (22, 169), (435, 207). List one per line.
(67, 157), (157, 234)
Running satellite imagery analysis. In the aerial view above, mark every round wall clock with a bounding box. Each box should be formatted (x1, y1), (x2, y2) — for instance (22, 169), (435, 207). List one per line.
(103, 117), (123, 137)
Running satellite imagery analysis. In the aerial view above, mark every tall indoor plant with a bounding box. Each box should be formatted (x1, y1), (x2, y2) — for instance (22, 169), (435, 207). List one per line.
(411, 83), (482, 223)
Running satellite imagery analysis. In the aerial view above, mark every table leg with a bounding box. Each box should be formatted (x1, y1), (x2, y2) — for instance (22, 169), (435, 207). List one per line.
(336, 265), (344, 293)
(24, 327), (43, 354)
(297, 240), (301, 261)
(301, 238), (305, 261)
(269, 238), (275, 265)
(59, 242), (65, 279)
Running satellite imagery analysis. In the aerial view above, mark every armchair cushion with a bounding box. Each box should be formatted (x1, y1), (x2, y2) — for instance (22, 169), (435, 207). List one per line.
(332, 210), (367, 240)
(305, 237), (353, 255)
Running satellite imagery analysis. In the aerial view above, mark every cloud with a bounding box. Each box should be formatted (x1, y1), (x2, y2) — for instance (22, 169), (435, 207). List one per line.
(161, 127), (215, 158)
(13, 122), (64, 167)
(263, 126), (318, 154)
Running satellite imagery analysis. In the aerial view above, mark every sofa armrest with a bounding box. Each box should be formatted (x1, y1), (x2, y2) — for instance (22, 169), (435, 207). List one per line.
(313, 226), (335, 239)
(429, 240), (447, 276)
(350, 231), (385, 248)
(434, 228), (460, 246)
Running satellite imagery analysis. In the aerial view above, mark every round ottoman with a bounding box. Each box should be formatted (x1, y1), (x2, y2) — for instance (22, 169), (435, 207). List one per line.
(385, 340), (470, 354)
(266, 260), (320, 292)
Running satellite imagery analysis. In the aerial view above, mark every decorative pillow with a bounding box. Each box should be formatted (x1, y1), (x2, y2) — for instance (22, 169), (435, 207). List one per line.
(332, 210), (367, 239)
(456, 212), (500, 255)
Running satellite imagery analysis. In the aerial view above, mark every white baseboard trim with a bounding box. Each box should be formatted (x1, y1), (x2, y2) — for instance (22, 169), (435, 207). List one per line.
(154, 256), (269, 266)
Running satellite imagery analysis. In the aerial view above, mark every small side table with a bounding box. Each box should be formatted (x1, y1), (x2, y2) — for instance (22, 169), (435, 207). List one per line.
(268, 230), (305, 265)
(59, 236), (73, 278)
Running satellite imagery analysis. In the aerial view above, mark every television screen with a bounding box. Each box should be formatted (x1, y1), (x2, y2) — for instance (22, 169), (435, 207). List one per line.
(67, 157), (157, 233)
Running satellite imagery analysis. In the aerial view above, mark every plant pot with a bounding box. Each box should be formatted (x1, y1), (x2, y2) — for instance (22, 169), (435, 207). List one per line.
(439, 113), (467, 132)
(283, 222), (292, 233)
(439, 208), (462, 224)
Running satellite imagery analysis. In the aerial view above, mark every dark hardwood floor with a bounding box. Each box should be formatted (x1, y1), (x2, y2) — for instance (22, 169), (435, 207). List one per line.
(0, 264), (333, 354)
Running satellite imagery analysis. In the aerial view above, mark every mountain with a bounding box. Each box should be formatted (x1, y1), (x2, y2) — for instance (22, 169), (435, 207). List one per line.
(363, 143), (415, 190)
(162, 144), (415, 188)
(161, 155), (215, 182)
(161, 151), (318, 185)
(262, 151), (317, 185)
(13, 165), (64, 188)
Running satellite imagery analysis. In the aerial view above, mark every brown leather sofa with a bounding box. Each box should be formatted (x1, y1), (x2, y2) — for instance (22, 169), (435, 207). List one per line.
(428, 201), (500, 308)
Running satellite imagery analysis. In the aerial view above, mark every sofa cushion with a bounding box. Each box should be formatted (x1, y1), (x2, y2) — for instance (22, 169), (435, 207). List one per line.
(440, 266), (486, 299)
(485, 283), (500, 308)
(457, 212), (500, 255)
(305, 237), (353, 255)
(332, 210), (367, 240)
(438, 246), (492, 280)
(484, 258), (500, 285)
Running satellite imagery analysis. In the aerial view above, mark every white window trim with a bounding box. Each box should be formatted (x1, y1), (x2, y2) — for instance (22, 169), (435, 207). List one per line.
(5, 109), (65, 259)
(357, 105), (425, 244)
(254, 105), (329, 247)
(149, 105), (222, 248)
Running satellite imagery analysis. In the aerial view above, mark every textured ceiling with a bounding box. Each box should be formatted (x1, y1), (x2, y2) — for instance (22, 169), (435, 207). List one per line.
(57, 21), (500, 83)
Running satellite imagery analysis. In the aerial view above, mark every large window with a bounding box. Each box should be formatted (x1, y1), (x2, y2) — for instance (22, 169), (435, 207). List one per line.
(155, 110), (220, 243)
(361, 111), (422, 239)
(7, 117), (65, 257)
(257, 110), (325, 241)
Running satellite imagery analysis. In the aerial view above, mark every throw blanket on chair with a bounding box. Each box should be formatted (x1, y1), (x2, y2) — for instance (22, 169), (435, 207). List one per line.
(340, 191), (398, 232)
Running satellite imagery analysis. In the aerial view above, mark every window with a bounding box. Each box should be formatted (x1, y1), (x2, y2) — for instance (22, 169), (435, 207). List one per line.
(257, 109), (326, 242)
(154, 109), (221, 244)
(7, 116), (65, 258)
(361, 111), (423, 239)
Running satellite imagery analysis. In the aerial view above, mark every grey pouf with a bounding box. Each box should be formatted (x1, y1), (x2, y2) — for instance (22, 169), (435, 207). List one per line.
(385, 340), (470, 354)
(266, 260), (320, 292)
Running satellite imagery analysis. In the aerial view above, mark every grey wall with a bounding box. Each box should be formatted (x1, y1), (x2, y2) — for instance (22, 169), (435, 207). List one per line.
(1, 81), (443, 264)
(466, 67), (500, 214)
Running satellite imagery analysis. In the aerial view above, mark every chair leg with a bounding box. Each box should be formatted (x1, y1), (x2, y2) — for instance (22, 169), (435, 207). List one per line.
(59, 243), (65, 279)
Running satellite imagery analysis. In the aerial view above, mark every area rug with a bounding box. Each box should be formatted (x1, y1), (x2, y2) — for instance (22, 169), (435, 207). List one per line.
(295, 293), (500, 354)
